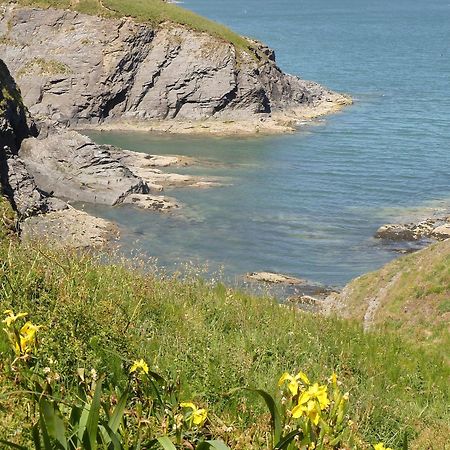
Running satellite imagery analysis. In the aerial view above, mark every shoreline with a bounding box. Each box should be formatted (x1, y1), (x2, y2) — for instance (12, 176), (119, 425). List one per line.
(77, 95), (352, 137)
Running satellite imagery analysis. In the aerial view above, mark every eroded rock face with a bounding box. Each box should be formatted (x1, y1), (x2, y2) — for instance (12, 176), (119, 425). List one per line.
(0, 59), (37, 153)
(0, 5), (345, 127)
(20, 131), (149, 205)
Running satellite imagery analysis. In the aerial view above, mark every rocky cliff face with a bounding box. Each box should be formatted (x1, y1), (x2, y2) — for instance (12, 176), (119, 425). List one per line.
(0, 4), (347, 128)
(0, 58), (48, 217)
(0, 59), (36, 153)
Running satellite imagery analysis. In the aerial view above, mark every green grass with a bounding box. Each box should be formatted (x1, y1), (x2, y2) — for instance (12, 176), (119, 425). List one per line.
(0, 59), (25, 116)
(17, 57), (72, 77)
(0, 197), (449, 449)
(8, 0), (253, 52)
(334, 240), (450, 357)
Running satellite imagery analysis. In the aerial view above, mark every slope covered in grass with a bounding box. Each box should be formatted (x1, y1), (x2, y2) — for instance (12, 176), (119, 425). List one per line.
(324, 240), (450, 358)
(0, 197), (449, 449)
(7, 0), (252, 51)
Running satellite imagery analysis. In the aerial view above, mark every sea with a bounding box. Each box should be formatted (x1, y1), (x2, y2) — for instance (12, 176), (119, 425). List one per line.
(83, 0), (450, 289)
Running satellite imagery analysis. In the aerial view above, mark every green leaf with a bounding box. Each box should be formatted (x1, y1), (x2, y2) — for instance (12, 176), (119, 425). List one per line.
(245, 389), (282, 443)
(195, 442), (233, 450)
(99, 423), (123, 450)
(39, 409), (53, 450)
(83, 379), (103, 450)
(108, 390), (128, 433)
(274, 429), (302, 450)
(40, 399), (68, 449)
(403, 432), (409, 450)
(32, 422), (42, 450)
(77, 405), (90, 442)
(156, 436), (177, 450)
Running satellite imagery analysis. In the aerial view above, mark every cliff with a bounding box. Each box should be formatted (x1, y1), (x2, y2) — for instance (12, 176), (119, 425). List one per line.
(0, 2), (349, 133)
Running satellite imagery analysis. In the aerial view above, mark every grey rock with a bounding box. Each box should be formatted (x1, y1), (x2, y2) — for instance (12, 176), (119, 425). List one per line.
(375, 218), (450, 242)
(431, 224), (450, 240)
(19, 131), (149, 205)
(0, 59), (37, 154)
(0, 5), (348, 127)
(245, 271), (307, 285)
(21, 207), (118, 249)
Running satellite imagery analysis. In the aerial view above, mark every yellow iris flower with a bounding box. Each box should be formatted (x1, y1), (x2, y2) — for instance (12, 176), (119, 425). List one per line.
(278, 371), (310, 396)
(16, 321), (42, 355)
(130, 359), (149, 375)
(374, 444), (392, 450)
(291, 399), (321, 425)
(180, 402), (208, 427)
(298, 383), (330, 410)
(3, 310), (28, 327)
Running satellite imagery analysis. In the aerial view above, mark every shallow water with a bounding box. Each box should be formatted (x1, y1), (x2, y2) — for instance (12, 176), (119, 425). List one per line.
(83, 0), (450, 287)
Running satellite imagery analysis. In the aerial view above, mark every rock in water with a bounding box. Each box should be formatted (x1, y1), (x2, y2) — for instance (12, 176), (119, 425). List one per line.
(19, 131), (149, 206)
(246, 271), (307, 285)
(0, 5), (349, 129)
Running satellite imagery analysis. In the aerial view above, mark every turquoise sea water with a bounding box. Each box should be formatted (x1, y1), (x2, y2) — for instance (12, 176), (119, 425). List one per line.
(83, 0), (450, 287)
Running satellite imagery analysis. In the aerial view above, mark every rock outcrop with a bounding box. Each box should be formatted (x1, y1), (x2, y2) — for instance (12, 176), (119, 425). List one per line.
(20, 131), (149, 206)
(0, 58), (54, 217)
(375, 217), (450, 242)
(0, 4), (349, 131)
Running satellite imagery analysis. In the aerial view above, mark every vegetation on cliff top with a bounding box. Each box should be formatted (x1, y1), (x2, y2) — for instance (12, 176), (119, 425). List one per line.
(5, 0), (253, 52)
(0, 196), (449, 449)
(331, 240), (450, 359)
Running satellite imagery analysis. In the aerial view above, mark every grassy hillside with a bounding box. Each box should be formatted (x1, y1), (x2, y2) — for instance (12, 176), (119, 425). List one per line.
(6, 0), (252, 52)
(0, 195), (449, 449)
(325, 240), (450, 359)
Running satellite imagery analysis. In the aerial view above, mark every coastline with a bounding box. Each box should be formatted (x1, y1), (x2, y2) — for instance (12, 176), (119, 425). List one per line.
(77, 94), (352, 136)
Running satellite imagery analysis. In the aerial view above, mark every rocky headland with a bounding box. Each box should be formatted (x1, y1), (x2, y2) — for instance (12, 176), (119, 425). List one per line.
(0, 1), (354, 247)
(0, 3), (350, 135)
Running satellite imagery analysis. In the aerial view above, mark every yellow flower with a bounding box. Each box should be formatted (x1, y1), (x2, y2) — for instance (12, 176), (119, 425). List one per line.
(17, 321), (42, 355)
(278, 371), (310, 396)
(3, 310), (28, 328)
(374, 444), (392, 450)
(180, 402), (208, 427)
(130, 359), (149, 375)
(292, 399), (321, 425)
(329, 372), (338, 385)
(298, 383), (330, 410)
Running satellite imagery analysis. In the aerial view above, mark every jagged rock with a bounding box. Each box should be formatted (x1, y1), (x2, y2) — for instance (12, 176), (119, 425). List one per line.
(0, 59), (37, 154)
(375, 223), (425, 241)
(2, 155), (61, 217)
(431, 224), (450, 240)
(0, 5), (349, 130)
(245, 271), (307, 285)
(107, 146), (224, 189)
(19, 131), (149, 205)
(375, 218), (450, 242)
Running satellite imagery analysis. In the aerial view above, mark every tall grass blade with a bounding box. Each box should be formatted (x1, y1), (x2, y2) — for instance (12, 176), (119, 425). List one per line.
(156, 436), (177, 450)
(245, 389), (282, 443)
(108, 390), (128, 433)
(83, 379), (103, 450)
(274, 429), (302, 449)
